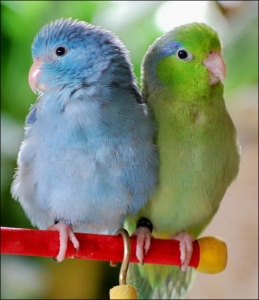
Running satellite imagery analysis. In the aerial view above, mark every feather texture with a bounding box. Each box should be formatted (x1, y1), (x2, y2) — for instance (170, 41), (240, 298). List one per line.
(11, 18), (159, 237)
(126, 22), (240, 299)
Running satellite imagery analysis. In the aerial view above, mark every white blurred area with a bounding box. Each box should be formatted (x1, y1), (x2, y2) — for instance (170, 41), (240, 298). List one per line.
(155, 1), (212, 30)
(1, 256), (50, 298)
(154, 1), (254, 32)
(96, 1), (258, 44)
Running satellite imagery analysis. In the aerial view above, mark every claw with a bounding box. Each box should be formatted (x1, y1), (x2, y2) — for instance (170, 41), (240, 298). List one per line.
(174, 232), (194, 271)
(134, 226), (152, 264)
(47, 222), (79, 262)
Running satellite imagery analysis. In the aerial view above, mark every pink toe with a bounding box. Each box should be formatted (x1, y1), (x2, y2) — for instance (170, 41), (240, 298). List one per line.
(46, 222), (79, 262)
(134, 226), (152, 263)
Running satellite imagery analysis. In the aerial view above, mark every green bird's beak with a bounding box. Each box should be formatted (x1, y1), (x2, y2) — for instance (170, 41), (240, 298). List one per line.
(203, 51), (226, 85)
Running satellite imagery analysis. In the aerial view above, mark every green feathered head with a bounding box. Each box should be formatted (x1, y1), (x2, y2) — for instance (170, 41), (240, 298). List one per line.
(142, 22), (225, 101)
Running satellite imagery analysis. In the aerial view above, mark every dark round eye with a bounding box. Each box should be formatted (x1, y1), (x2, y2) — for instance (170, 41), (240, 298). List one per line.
(55, 46), (67, 56)
(176, 48), (192, 61)
(177, 49), (188, 59)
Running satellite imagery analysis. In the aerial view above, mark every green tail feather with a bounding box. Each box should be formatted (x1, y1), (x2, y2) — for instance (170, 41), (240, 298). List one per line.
(127, 263), (196, 299)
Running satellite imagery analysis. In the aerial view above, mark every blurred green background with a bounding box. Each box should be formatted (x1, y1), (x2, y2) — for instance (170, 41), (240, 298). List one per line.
(1, 1), (258, 299)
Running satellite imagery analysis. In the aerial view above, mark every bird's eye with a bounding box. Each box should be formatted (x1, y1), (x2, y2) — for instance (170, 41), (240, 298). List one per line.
(55, 46), (67, 57)
(176, 48), (192, 61)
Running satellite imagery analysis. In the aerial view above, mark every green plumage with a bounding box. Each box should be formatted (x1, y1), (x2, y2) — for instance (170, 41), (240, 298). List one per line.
(125, 23), (240, 299)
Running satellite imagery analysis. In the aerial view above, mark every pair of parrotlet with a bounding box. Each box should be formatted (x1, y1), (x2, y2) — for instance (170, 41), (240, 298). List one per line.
(11, 18), (240, 299)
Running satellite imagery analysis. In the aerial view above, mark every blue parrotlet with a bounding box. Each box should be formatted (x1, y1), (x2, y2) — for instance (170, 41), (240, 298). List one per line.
(11, 18), (159, 262)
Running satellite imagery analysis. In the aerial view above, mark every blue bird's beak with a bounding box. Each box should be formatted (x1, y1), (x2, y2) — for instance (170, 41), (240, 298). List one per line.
(28, 58), (46, 94)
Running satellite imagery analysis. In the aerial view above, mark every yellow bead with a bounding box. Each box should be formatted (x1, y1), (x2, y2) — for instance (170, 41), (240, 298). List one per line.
(196, 236), (227, 274)
(109, 284), (138, 299)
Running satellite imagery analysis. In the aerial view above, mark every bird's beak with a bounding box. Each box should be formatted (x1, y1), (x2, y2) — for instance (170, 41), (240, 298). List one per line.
(28, 58), (46, 94)
(203, 51), (226, 85)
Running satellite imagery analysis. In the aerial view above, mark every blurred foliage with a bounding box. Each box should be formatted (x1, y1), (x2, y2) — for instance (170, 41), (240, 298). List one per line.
(1, 1), (258, 299)
(223, 15), (258, 93)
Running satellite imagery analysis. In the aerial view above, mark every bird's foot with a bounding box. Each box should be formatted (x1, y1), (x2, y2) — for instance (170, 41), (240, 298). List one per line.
(133, 217), (153, 264)
(173, 232), (194, 271)
(47, 222), (79, 262)
(134, 227), (152, 264)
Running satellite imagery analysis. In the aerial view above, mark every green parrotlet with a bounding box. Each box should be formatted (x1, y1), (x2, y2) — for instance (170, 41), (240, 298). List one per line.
(125, 22), (240, 299)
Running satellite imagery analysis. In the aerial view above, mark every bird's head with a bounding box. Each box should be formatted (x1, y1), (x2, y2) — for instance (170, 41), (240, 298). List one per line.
(29, 18), (132, 95)
(142, 22), (226, 99)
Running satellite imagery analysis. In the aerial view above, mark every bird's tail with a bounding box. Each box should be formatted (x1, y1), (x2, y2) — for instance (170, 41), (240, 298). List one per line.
(127, 262), (196, 299)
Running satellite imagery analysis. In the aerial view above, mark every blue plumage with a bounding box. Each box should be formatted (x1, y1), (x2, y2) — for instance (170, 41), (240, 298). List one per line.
(11, 19), (159, 248)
